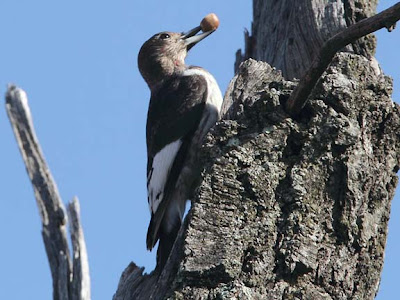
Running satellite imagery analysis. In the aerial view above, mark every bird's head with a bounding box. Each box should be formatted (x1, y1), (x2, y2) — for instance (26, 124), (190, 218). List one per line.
(138, 26), (214, 90)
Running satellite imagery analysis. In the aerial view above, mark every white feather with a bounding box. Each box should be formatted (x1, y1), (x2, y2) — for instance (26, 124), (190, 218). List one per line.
(182, 68), (223, 115)
(148, 139), (182, 213)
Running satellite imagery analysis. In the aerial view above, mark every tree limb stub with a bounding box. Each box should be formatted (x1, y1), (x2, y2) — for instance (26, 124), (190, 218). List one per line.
(286, 2), (400, 116)
(5, 85), (91, 300)
(5, 85), (71, 300)
(68, 197), (91, 300)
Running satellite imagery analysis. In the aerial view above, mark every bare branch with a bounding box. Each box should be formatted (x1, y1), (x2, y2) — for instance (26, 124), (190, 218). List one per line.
(286, 2), (400, 115)
(68, 197), (91, 300)
(5, 85), (72, 300)
(6, 86), (91, 300)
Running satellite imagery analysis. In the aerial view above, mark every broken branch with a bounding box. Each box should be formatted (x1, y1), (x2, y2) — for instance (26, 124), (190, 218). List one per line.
(286, 2), (400, 115)
(5, 85), (91, 300)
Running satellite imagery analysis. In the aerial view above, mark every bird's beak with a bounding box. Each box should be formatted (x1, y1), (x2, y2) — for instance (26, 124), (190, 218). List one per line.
(182, 26), (215, 50)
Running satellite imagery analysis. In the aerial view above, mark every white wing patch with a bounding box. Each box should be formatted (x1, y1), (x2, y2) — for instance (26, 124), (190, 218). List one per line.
(147, 139), (183, 214)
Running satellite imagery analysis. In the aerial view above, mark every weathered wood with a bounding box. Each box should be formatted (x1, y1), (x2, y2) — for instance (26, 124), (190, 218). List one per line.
(68, 197), (91, 300)
(6, 85), (72, 300)
(114, 2), (400, 298)
(286, 2), (400, 116)
(115, 51), (400, 299)
(236, 0), (378, 79)
(6, 85), (91, 300)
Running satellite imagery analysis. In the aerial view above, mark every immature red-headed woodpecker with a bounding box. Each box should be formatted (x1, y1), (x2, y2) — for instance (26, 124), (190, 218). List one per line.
(138, 17), (223, 269)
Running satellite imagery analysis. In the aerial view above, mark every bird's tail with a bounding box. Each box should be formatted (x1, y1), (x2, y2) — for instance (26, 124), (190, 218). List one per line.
(156, 216), (181, 269)
(146, 179), (187, 268)
(147, 137), (194, 269)
(147, 199), (183, 270)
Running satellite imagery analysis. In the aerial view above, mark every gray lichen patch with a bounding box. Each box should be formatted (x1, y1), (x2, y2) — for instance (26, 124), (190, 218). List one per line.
(170, 53), (400, 299)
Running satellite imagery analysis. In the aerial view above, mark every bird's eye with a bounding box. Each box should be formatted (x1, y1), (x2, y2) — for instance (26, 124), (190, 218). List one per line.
(159, 33), (170, 40)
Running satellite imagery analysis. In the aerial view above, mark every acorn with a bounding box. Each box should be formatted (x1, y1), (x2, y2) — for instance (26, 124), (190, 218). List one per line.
(200, 13), (220, 32)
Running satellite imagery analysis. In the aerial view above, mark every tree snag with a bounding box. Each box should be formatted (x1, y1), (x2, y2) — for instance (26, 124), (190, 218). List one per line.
(5, 85), (91, 300)
(114, 1), (400, 299)
(286, 2), (400, 116)
(6, 1), (400, 299)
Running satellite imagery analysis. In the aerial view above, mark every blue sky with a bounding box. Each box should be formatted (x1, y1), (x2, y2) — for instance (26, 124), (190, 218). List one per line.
(0, 1), (398, 299)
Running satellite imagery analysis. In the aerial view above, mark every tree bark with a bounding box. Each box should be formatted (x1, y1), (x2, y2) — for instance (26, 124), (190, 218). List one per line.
(114, 1), (400, 299)
(236, 0), (378, 79)
(179, 53), (398, 299)
(116, 53), (399, 300)
(286, 2), (400, 115)
(114, 0), (400, 300)
(7, 1), (398, 299)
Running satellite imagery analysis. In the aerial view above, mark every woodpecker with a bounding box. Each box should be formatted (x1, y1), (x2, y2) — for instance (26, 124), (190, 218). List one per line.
(138, 24), (223, 269)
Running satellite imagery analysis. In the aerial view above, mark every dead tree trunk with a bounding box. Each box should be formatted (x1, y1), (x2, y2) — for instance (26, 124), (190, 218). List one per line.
(114, 1), (400, 299)
(236, 0), (378, 79)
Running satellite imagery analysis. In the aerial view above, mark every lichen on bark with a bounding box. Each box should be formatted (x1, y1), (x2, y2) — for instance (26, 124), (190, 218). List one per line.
(114, 50), (399, 300)
(167, 53), (399, 299)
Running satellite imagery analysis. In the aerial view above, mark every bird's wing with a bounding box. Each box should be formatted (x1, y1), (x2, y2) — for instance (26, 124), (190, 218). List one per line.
(146, 74), (208, 250)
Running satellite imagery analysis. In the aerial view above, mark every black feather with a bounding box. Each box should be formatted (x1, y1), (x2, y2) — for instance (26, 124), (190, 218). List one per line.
(146, 74), (208, 251)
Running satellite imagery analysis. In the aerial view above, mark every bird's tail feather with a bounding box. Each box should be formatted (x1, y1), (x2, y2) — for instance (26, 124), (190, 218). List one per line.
(146, 208), (164, 250)
(156, 217), (181, 269)
(146, 134), (193, 251)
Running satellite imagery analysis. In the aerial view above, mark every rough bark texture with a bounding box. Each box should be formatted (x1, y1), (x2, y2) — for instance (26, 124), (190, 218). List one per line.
(115, 52), (399, 299)
(236, 0), (378, 79)
(286, 2), (400, 115)
(172, 54), (398, 299)
(114, 1), (400, 299)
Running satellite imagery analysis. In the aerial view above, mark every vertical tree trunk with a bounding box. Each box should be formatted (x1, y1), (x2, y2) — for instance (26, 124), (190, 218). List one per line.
(236, 0), (377, 79)
(114, 1), (400, 299)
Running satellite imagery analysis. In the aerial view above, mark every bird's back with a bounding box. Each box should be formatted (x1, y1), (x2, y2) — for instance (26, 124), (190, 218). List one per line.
(145, 67), (222, 268)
